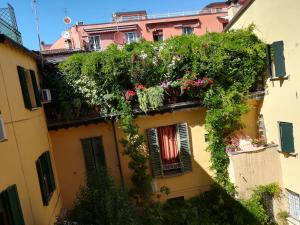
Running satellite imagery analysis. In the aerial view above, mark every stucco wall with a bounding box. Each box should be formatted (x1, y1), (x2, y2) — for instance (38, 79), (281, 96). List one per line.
(0, 43), (62, 225)
(50, 101), (260, 207)
(229, 0), (300, 207)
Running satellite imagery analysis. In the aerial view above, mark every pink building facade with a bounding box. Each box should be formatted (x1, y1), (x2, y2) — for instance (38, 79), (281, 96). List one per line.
(42, 2), (229, 52)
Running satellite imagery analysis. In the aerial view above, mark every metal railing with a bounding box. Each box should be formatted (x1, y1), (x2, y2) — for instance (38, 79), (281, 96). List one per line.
(114, 8), (228, 22)
(0, 4), (22, 44)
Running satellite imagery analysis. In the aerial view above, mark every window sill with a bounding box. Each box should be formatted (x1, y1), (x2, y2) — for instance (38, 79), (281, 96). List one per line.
(30, 107), (41, 111)
(287, 216), (300, 225)
(277, 150), (298, 157)
(269, 74), (289, 81)
(0, 138), (8, 142)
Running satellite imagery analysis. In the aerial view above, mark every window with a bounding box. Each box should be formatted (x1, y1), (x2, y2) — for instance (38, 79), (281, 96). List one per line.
(147, 123), (192, 177)
(0, 185), (25, 225)
(36, 151), (56, 206)
(17, 66), (41, 110)
(279, 122), (295, 153)
(266, 41), (286, 77)
(81, 137), (106, 174)
(89, 35), (101, 51)
(0, 116), (7, 142)
(64, 39), (72, 49)
(182, 27), (194, 35)
(126, 32), (139, 44)
(153, 30), (163, 42)
(287, 189), (300, 221)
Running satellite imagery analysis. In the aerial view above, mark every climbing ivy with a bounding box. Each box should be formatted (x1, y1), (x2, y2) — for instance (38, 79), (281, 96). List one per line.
(54, 26), (267, 200)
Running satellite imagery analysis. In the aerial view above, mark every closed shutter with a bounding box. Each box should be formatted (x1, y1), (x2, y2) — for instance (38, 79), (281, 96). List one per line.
(81, 139), (96, 172)
(36, 157), (47, 205)
(91, 137), (106, 169)
(17, 66), (32, 109)
(177, 123), (192, 172)
(29, 70), (42, 107)
(147, 128), (163, 177)
(3, 185), (25, 225)
(45, 151), (56, 192)
(265, 44), (273, 77)
(272, 41), (286, 77)
(279, 122), (295, 153)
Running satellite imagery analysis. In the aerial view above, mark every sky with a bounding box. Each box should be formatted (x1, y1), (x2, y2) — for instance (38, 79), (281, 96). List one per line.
(3, 0), (220, 50)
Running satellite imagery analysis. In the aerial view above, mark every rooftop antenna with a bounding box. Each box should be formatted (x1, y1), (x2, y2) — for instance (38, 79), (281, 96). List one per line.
(32, 0), (44, 64)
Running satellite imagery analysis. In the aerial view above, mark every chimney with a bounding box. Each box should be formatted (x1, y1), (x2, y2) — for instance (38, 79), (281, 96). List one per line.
(226, 0), (243, 20)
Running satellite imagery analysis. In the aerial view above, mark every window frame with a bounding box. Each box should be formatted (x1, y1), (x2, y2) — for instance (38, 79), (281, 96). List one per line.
(0, 116), (7, 142)
(126, 32), (139, 44)
(287, 189), (300, 221)
(36, 151), (56, 206)
(88, 35), (101, 51)
(182, 27), (194, 35)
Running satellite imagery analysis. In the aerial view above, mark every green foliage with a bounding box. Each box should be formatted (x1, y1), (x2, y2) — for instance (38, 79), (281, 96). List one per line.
(54, 26), (267, 201)
(137, 86), (164, 112)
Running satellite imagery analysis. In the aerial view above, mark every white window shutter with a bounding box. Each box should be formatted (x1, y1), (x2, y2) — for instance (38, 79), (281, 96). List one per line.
(0, 117), (7, 141)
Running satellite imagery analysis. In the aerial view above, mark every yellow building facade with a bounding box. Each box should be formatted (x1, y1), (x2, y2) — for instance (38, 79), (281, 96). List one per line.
(49, 99), (261, 209)
(0, 35), (62, 225)
(227, 0), (300, 223)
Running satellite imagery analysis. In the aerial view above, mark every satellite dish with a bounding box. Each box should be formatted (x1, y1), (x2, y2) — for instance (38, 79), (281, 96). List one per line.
(61, 31), (70, 39)
(114, 31), (126, 45)
(63, 16), (72, 25)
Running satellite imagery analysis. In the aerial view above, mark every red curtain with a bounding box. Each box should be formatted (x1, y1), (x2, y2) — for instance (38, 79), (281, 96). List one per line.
(157, 125), (180, 165)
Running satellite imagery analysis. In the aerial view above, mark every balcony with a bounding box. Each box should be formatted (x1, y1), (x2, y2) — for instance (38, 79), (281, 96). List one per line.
(114, 8), (228, 22)
(0, 4), (22, 44)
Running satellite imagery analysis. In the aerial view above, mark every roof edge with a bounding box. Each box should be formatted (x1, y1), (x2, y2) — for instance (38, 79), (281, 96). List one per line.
(223, 0), (255, 31)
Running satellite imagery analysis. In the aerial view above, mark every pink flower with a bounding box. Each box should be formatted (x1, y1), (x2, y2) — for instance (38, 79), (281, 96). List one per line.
(125, 90), (136, 101)
(135, 84), (145, 90)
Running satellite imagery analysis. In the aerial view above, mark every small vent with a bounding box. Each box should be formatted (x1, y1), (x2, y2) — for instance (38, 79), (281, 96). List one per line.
(41, 89), (52, 103)
(0, 117), (7, 142)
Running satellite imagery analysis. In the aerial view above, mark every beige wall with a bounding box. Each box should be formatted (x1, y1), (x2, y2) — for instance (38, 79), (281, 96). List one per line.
(0, 43), (62, 225)
(229, 0), (300, 208)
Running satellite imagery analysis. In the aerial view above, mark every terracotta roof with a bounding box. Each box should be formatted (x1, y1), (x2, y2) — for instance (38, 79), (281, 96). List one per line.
(41, 48), (86, 56)
(114, 10), (147, 16)
(224, 0), (255, 31)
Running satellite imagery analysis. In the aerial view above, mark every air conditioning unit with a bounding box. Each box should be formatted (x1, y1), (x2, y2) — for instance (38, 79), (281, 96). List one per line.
(0, 117), (7, 142)
(41, 89), (52, 103)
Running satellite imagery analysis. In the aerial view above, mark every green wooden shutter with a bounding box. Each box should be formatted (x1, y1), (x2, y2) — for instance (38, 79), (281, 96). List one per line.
(36, 157), (47, 205)
(92, 137), (106, 169)
(272, 41), (286, 77)
(3, 185), (25, 225)
(147, 128), (163, 177)
(81, 139), (96, 172)
(17, 66), (32, 109)
(29, 70), (42, 107)
(45, 151), (56, 192)
(265, 44), (273, 77)
(279, 122), (295, 153)
(177, 123), (192, 172)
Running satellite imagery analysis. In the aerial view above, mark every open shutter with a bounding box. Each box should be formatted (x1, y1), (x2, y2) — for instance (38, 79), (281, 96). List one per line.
(17, 66), (32, 109)
(45, 151), (56, 192)
(81, 139), (96, 173)
(177, 123), (192, 172)
(0, 117), (7, 141)
(36, 157), (47, 205)
(272, 41), (286, 77)
(265, 44), (273, 77)
(3, 185), (25, 225)
(147, 128), (163, 177)
(92, 137), (106, 169)
(279, 122), (295, 153)
(29, 70), (42, 107)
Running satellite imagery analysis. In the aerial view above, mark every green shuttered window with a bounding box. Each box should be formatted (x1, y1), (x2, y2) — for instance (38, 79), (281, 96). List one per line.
(0, 185), (25, 225)
(17, 66), (41, 110)
(147, 123), (192, 177)
(266, 41), (286, 78)
(36, 151), (56, 206)
(279, 122), (295, 153)
(81, 137), (106, 174)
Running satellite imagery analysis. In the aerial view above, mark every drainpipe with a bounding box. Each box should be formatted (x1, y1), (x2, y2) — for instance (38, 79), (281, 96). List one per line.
(112, 119), (125, 188)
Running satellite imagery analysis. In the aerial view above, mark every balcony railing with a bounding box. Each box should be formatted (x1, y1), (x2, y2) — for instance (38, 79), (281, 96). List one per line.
(114, 8), (228, 22)
(0, 4), (22, 44)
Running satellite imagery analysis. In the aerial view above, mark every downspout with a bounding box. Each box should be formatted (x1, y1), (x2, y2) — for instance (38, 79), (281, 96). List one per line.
(112, 119), (125, 188)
